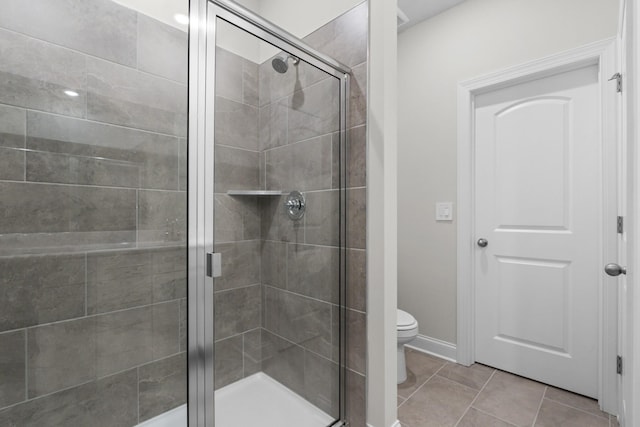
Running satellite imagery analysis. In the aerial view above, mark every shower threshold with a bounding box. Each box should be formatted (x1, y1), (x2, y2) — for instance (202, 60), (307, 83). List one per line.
(216, 373), (334, 427)
(136, 373), (334, 427)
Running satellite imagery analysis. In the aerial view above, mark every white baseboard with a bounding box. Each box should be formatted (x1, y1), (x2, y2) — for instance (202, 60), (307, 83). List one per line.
(405, 334), (457, 362)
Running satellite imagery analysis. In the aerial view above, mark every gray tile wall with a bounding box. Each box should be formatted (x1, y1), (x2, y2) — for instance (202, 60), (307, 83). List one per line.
(0, 0), (188, 425)
(304, 4), (368, 426)
(0, 0), (367, 424)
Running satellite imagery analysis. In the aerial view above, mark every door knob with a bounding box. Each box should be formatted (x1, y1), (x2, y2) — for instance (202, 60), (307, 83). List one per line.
(477, 238), (488, 248)
(605, 263), (626, 276)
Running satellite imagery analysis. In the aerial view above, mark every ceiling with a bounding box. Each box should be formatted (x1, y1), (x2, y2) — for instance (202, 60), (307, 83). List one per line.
(112, 0), (466, 38)
(398, 0), (466, 32)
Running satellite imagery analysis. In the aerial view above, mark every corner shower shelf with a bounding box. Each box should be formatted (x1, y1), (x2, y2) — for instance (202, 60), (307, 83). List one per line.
(226, 190), (286, 196)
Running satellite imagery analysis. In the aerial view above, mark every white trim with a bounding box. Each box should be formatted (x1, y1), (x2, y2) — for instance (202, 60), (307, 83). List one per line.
(620, 0), (640, 425)
(600, 38), (622, 416)
(406, 335), (457, 362)
(631, 0), (640, 422)
(367, 0), (399, 426)
(457, 38), (619, 411)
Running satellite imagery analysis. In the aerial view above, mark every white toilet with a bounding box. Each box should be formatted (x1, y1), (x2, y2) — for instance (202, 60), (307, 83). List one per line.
(397, 309), (419, 384)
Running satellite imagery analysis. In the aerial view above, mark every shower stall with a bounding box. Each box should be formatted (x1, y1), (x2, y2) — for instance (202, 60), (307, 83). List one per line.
(0, 0), (367, 425)
(190, 0), (352, 425)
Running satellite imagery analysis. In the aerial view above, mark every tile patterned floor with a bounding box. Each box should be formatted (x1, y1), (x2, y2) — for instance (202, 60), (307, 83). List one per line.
(397, 348), (620, 427)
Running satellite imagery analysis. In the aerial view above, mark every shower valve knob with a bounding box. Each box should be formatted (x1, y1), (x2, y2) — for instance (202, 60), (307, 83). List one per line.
(285, 191), (305, 220)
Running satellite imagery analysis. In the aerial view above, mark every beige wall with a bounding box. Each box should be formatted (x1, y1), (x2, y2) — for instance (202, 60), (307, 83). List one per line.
(397, 0), (619, 344)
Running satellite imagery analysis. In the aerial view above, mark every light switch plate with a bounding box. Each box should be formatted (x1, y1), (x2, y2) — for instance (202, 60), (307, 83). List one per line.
(436, 202), (453, 221)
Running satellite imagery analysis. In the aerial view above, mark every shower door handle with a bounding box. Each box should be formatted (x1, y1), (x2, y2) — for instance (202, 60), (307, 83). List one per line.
(206, 252), (222, 278)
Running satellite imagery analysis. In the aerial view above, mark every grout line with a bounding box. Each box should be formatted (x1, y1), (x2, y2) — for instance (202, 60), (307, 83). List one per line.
(242, 332), (246, 378)
(214, 282), (261, 295)
(136, 366), (140, 425)
(24, 329), (28, 401)
(84, 253), (88, 316)
(543, 397), (612, 421)
(21, 107), (184, 140)
(178, 299), (182, 352)
(0, 26), (187, 87)
(262, 130), (335, 153)
(214, 142), (260, 154)
(263, 149), (267, 191)
(398, 358), (449, 404)
(13, 147), (146, 166)
(212, 238), (262, 245)
(3, 298), (185, 336)
(216, 187), (364, 197)
(214, 327), (261, 344)
(453, 369), (497, 427)
(22, 146), (27, 182)
(84, 55), (88, 119)
(0, 242), (185, 260)
(176, 139), (181, 192)
(284, 243), (289, 291)
(215, 93), (259, 112)
(0, 177), (187, 193)
(135, 189), (139, 245)
(531, 386), (548, 426)
(262, 283), (336, 307)
(471, 407), (518, 426)
(262, 327), (337, 367)
(397, 395), (406, 409)
(241, 62), (246, 105)
(262, 238), (365, 251)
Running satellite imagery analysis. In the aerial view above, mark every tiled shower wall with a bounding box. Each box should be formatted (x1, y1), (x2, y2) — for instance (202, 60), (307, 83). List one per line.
(212, 3), (368, 426)
(281, 5), (368, 426)
(0, 0), (188, 425)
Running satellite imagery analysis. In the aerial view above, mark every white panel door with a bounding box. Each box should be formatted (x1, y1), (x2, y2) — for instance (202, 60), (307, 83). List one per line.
(474, 64), (601, 398)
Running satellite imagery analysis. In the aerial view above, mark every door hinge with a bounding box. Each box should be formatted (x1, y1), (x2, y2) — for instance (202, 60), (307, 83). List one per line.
(618, 216), (624, 234)
(617, 355), (623, 375)
(609, 73), (622, 93)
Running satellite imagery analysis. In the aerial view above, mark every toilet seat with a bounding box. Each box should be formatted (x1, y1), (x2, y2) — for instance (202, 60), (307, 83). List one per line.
(397, 309), (418, 331)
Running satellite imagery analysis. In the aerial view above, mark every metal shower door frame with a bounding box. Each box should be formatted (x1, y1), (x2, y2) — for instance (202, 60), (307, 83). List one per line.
(188, 0), (351, 425)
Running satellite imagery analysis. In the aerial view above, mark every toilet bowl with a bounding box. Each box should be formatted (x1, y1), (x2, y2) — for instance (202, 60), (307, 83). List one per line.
(397, 309), (419, 384)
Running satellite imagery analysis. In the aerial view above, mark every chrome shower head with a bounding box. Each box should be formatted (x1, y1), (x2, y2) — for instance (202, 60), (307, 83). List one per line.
(271, 54), (300, 74)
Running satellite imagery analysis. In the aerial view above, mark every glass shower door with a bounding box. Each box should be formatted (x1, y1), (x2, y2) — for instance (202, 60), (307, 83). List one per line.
(202, 5), (348, 426)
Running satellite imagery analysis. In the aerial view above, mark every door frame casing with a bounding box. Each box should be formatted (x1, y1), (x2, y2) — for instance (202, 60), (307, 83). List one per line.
(619, 0), (640, 425)
(456, 38), (619, 412)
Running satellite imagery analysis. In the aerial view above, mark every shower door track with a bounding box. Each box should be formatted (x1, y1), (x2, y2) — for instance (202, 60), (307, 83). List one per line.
(188, 1), (352, 426)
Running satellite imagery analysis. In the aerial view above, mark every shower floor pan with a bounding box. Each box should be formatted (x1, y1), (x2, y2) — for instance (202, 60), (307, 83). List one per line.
(137, 373), (334, 427)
